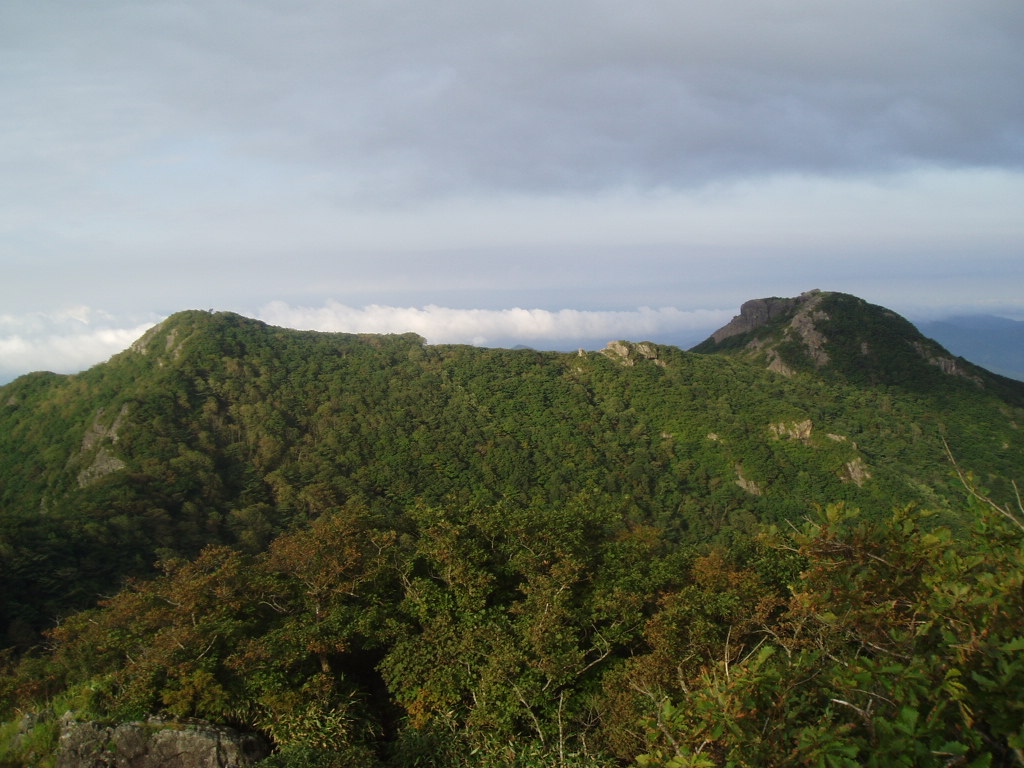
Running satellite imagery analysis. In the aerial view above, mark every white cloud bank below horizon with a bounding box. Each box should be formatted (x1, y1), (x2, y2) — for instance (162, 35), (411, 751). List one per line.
(256, 302), (734, 348)
(0, 308), (157, 383)
(6, 295), (1024, 386)
(0, 303), (736, 384)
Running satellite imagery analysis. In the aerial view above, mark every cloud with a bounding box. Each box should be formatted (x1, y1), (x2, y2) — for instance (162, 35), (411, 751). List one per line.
(0, 309), (157, 383)
(257, 301), (732, 347)
(2, 0), (1022, 367)
(3, 0), (1022, 214)
(3, 167), (1022, 330)
(7, 288), (1024, 385)
(0, 302), (732, 384)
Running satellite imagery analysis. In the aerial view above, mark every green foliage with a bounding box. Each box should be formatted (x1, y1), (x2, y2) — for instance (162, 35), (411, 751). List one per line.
(259, 743), (381, 768)
(3, 481), (1024, 766)
(0, 714), (59, 768)
(3, 307), (1024, 766)
(379, 497), (675, 756)
(2, 308), (1023, 647)
(632, 486), (1024, 768)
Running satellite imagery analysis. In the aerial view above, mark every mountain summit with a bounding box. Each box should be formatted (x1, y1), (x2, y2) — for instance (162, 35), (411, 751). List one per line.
(692, 290), (1024, 402)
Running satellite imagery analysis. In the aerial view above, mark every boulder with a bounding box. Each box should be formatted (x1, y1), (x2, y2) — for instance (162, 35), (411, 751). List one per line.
(57, 713), (271, 768)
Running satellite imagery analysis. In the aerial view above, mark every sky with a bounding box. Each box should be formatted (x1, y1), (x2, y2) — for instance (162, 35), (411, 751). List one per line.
(2, 0), (1023, 383)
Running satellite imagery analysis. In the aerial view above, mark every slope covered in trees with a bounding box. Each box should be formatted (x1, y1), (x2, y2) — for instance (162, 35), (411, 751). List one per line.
(2, 296), (1024, 766)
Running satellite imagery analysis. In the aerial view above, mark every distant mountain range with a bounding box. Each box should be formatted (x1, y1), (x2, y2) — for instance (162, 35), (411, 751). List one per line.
(917, 314), (1024, 382)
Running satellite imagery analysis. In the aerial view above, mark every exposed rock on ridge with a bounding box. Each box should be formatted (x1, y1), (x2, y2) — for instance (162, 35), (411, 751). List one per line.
(75, 405), (129, 487)
(701, 290), (830, 377)
(711, 290), (822, 344)
(788, 294), (830, 367)
(692, 290), (1024, 400)
(57, 714), (270, 768)
(769, 420), (814, 444)
(911, 341), (983, 384)
(601, 340), (666, 367)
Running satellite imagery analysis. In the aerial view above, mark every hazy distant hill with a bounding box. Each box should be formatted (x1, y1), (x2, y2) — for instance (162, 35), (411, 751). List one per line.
(918, 314), (1024, 382)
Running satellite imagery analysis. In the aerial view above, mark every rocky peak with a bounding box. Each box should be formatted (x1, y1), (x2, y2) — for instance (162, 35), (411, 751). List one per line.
(711, 290), (822, 344)
(693, 290), (831, 377)
(693, 290), (1024, 402)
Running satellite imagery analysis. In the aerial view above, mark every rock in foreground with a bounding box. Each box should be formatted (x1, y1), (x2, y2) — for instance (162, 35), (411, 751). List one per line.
(57, 714), (270, 768)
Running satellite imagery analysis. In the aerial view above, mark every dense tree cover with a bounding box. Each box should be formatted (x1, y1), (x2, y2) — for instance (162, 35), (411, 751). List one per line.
(2, 310), (1022, 650)
(2, 305), (1024, 765)
(2, 477), (1023, 766)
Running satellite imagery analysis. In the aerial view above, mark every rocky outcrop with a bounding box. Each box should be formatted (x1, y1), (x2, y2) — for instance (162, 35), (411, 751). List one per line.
(75, 405), (129, 487)
(840, 457), (871, 487)
(911, 341), (983, 385)
(704, 290), (833, 373)
(769, 420), (814, 444)
(131, 324), (184, 363)
(57, 714), (270, 768)
(787, 296), (830, 367)
(765, 351), (796, 377)
(600, 340), (666, 367)
(711, 290), (822, 344)
(734, 464), (763, 496)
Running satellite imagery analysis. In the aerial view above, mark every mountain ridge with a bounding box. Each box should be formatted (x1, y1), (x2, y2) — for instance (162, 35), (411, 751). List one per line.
(3, 292), (1024, 767)
(918, 314), (1024, 382)
(2, 293), (1022, 644)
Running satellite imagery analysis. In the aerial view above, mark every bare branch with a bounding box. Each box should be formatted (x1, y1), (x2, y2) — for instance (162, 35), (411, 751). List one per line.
(943, 439), (1024, 534)
(830, 697), (870, 723)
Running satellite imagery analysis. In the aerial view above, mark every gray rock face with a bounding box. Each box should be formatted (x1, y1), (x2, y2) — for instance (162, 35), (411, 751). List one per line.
(57, 714), (271, 768)
(710, 290), (821, 344)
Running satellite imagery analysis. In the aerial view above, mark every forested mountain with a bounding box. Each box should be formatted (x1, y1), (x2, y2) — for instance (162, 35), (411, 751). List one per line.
(2, 293), (1023, 767)
(691, 290), (1024, 398)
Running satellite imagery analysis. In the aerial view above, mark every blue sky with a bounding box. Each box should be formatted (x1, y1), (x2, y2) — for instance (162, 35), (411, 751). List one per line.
(2, 0), (1023, 382)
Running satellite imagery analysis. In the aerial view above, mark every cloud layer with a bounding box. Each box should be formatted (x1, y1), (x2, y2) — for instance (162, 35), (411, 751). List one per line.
(0, 309), (156, 383)
(257, 301), (732, 347)
(2, 1), (1023, 381)
(3, 0), (1022, 232)
(0, 302), (734, 383)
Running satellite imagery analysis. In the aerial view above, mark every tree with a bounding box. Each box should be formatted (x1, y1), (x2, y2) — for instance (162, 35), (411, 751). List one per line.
(632, 482), (1024, 768)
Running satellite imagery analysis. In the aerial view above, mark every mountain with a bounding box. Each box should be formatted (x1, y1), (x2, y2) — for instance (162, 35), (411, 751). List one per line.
(691, 289), (1024, 403)
(918, 314), (1024, 382)
(2, 298), (1021, 642)
(3, 297), (1024, 767)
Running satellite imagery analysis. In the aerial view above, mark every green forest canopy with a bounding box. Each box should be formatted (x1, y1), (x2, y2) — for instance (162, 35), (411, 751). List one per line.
(1, 304), (1023, 766)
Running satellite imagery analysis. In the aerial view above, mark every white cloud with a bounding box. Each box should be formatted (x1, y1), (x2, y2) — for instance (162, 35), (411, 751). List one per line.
(257, 301), (732, 347)
(0, 309), (157, 383)
(0, 302), (733, 383)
